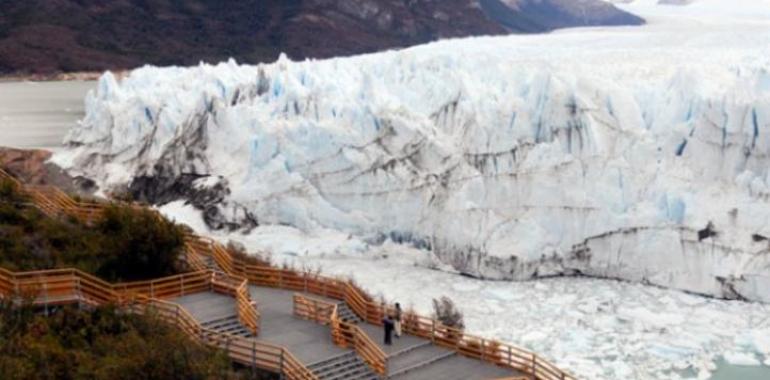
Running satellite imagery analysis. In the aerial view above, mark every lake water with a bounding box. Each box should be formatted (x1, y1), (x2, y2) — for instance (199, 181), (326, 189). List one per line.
(0, 80), (95, 150)
(710, 358), (770, 380)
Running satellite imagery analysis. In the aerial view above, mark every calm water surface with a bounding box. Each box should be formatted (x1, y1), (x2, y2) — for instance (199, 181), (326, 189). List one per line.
(710, 358), (770, 380)
(0, 80), (95, 150)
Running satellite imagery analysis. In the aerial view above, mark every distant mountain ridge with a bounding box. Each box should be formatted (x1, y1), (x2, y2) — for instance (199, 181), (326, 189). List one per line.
(0, 0), (643, 75)
(482, 0), (644, 31)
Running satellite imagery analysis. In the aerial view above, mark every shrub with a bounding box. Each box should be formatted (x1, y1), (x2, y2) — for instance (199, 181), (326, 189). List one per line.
(95, 205), (187, 281)
(0, 302), (247, 380)
(0, 179), (23, 203)
(432, 296), (465, 330)
(0, 199), (188, 282)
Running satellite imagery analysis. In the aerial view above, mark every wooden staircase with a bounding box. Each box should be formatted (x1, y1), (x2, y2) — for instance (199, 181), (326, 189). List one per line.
(0, 266), (317, 380)
(307, 352), (379, 380)
(336, 302), (363, 324)
(201, 315), (255, 338)
(387, 343), (456, 378)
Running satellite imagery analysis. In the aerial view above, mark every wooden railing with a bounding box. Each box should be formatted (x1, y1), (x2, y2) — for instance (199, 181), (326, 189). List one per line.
(329, 302), (345, 347)
(252, 265), (576, 380)
(292, 294), (387, 376)
(127, 297), (316, 379)
(203, 271), (261, 336)
(115, 270), (211, 300)
(235, 279), (260, 335)
(345, 279), (575, 380)
(0, 268), (13, 296)
(336, 320), (388, 375)
(184, 234), (236, 274)
(0, 167), (576, 380)
(399, 308), (569, 379)
(129, 297), (312, 380)
(293, 294), (336, 325)
(291, 293), (344, 346)
(120, 270), (260, 336)
(0, 266), (313, 380)
(0, 268), (251, 309)
(1, 168), (121, 225)
(184, 241), (209, 271)
(2, 267), (118, 307)
(0, 266), (261, 335)
(0, 167), (21, 187)
(243, 265), (347, 299)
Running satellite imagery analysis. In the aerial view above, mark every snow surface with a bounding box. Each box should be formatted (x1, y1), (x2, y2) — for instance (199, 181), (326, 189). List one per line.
(56, 0), (770, 302)
(158, 201), (770, 380)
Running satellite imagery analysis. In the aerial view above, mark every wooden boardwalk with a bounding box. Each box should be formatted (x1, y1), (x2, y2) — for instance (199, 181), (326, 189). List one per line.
(250, 287), (348, 364)
(0, 167), (574, 380)
(173, 287), (522, 380)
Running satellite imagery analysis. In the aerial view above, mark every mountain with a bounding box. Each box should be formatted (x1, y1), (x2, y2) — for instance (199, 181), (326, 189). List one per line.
(56, 0), (770, 302)
(0, 0), (642, 75)
(482, 0), (645, 32)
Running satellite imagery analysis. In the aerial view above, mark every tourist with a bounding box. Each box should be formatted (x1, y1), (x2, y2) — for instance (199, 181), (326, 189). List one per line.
(394, 303), (403, 338)
(382, 314), (395, 345)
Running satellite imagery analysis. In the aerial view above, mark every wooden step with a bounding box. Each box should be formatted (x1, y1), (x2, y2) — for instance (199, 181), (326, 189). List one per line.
(308, 350), (379, 380)
(388, 344), (457, 376)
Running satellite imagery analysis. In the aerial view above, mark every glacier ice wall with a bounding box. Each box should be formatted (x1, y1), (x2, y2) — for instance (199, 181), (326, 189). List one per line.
(58, 10), (770, 301)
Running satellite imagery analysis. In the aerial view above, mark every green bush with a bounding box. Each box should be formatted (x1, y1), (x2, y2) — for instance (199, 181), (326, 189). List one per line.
(0, 179), (24, 203)
(95, 205), (187, 281)
(0, 193), (188, 282)
(0, 303), (245, 380)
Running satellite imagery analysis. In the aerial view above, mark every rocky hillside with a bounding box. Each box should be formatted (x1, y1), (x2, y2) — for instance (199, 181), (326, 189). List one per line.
(0, 0), (642, 75)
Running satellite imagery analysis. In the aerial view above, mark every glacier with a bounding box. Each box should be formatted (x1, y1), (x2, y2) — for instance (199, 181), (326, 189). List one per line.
(57, 0), (770, 302)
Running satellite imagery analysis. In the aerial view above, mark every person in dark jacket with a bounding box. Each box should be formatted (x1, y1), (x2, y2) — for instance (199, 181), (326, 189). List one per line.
(382, 315), (395, 345)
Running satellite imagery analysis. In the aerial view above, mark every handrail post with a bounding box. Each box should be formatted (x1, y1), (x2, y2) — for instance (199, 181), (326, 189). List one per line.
(431, 320), (436, 343)
(43, 280), (49, 316)
(279, 349), (285, 379)
(532, 354), (537, 379)
(75, 276), (81, 304)
(76, 276), (83, 310)
(181, 275), (185, 296)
